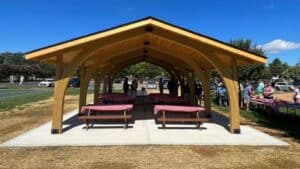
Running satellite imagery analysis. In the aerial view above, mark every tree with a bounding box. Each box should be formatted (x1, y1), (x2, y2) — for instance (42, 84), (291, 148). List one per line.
(288, 62), (300, 79)
(116, 62), (169, 79)
(0, 52), (25, 64)
(228, 38), (271, 81)
(268, 58), (289, 78)
(0, 52), (56, 80)
(0, 64), (10, 80)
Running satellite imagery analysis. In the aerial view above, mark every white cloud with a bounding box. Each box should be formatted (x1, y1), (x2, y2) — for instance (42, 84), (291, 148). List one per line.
(257, 39), (300, 53)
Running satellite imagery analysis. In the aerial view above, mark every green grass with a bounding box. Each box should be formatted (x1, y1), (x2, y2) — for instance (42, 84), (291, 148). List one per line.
(0, 87), (93, 112)
(210, 94), (300, 140)
(213, 104), (300, 140)
(0, 91), (53, 111)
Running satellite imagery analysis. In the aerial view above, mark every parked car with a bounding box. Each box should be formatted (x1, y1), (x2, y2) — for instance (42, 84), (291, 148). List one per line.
(38, 78), (55, 87)
(147, 80), (157, 89)
(274, 82), (293, 91)
(293, 79), (300, 87)
(69, 77), (80, 87)
(163, 79), (169, 89)
(114, 78), (122, 83)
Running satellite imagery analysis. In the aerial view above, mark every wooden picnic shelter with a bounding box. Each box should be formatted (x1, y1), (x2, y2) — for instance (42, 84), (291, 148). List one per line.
(25, 17), (266, 134)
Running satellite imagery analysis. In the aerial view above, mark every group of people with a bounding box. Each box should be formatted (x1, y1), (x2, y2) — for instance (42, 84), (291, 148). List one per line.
(9, 74), (25, 86)
(123, 78), (147, 96)
(123, 77), (300, 107)
(240, 79), (275, 111)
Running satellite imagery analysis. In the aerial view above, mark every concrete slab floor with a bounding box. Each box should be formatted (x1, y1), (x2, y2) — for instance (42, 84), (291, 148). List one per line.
(1, 101), (289, 147)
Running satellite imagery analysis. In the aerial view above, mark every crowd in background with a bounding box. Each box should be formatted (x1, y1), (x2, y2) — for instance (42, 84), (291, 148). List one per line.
(122, 76), (300, 108)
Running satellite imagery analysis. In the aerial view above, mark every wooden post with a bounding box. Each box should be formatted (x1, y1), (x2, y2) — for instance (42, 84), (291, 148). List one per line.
(190, 72), (196, 105)
(52, 78), (70, 134)
(227, 58), (240, 133)
(178, 74), (185, 97)
(183, 72), (195, 105)
(52, 55), (69, 134)
(79, 67), (90, 111)
(94, 73), (101, 104)
(102, 75), (108, 93)
(203, 69), (211, 117)
(108, 74), (113, 93)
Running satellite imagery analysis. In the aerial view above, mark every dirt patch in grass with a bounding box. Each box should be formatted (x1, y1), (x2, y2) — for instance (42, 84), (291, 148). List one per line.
(0, 94), (93, 143)
(273, 92), (294, 102)
(0, 146), (299, 169)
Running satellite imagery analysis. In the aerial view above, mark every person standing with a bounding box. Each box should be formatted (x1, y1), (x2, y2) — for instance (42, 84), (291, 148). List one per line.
(263, 82), (274, 99)
(217, 83), (227, 107)
(195, 81), (202, 104)
(243, 81), (252, 111)
(132, 79), (138, 91)
(9, 75), (14, 85)
(123, 78), (129, 94)
(256, 79), (264, 98)
(19, 75), (25, 86)
(293, 86), (300, 104)
(167, 78), (174, 95)
(159, 78), (163, 94)
(239, 81), (244, 108)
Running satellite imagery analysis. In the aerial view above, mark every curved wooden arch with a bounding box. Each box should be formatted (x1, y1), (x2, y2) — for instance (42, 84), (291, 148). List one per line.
(26, 17), (266, 134)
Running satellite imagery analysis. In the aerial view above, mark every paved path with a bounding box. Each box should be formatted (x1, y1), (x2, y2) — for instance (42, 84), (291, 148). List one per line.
(1, 98), (288, 147)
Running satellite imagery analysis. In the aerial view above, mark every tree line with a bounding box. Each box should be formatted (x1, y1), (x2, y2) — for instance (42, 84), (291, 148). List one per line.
(0, 52), (55, 80)
(228, 39), (300, 81)
(0, 38), (299, 81)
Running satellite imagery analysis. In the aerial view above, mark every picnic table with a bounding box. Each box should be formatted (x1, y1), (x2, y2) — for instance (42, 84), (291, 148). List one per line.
(99, 93), (135, 104)
(250, 97), (299, 114)
(79, 104), (133, 129)
(149, 94), (187, 105)
(154, 105), (208, 128)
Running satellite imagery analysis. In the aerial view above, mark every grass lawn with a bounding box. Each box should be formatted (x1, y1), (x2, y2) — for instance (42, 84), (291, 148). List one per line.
(211, 94), (300, 141)
(0, 89), (299, 168)
(0, 87), (93, 111)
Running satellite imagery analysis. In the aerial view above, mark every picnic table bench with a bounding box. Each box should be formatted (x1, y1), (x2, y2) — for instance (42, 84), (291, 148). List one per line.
(79, 104), (133, 129)
(154, 105), (209, 129)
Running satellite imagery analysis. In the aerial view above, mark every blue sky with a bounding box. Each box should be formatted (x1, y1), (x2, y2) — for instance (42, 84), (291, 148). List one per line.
(0, 0), (299, 65)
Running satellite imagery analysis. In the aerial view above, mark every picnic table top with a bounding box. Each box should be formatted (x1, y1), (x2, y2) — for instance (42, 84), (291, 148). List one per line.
(81, 104), (133, 113)
(154, 105), (205, 114)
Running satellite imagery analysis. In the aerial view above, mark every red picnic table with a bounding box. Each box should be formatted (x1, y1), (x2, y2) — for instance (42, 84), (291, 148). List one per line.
(79, 104), (133, 129)
(250, 97), (300, 114)
(154, 105), (208, 128)
(149, 94), (187, 105)
(99, 93), (135, 104)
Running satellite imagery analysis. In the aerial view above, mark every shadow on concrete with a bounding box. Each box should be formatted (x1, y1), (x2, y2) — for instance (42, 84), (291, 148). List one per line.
(62, 97), (231, 133)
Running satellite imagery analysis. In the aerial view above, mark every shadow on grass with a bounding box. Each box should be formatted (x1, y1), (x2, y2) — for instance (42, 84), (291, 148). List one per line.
(246, 109), (300, 142)
(212, 101), (300, 142)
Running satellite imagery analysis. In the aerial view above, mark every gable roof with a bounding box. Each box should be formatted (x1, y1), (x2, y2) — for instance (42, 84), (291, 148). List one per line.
(25, 16), (266, 68)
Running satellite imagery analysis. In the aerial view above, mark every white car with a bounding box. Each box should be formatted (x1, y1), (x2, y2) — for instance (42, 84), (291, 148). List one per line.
(38, 78), (55, 87)
(147, 80), (157, 89)
(274, 82), (293, 91)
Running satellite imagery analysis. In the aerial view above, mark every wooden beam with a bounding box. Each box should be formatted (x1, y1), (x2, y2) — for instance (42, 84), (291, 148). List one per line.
(199, 69), (212, 117)
(94, 73), (101, 104)
(55, 55), (63, 80)
(25, 20), (150, 60)
(102, 75), (108, 94)
(150, 20), (266, 64)
(227, 57), (240, 133)
(79, 67), (89, 111)
(52, 56), (68, 134)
